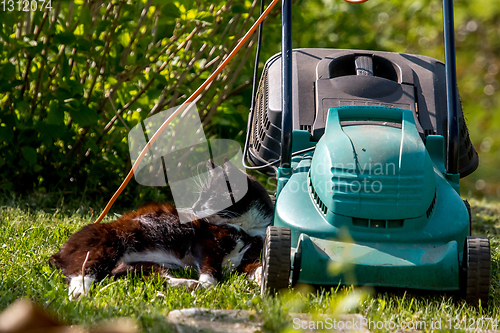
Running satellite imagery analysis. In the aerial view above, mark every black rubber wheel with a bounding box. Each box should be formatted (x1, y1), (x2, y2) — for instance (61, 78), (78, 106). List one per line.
(260, 226), (291, 295)
(462, 236), (490, 307)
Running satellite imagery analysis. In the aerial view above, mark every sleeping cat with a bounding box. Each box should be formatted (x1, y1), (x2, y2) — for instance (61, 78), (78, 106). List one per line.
(50, 159), (273, 299)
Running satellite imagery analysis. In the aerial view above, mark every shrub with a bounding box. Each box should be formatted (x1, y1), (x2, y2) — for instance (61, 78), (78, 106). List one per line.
(0, 0), (263, 205)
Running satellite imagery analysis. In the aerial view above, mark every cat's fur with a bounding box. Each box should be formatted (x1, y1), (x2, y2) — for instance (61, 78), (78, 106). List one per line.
(50, 160), (273, 299)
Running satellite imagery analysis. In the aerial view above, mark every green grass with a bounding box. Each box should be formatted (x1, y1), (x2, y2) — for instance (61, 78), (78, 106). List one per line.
(1, 198), (500, 332)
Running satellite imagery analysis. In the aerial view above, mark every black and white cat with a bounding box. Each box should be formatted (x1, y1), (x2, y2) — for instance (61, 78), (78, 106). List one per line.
(50, 159), (274, 299)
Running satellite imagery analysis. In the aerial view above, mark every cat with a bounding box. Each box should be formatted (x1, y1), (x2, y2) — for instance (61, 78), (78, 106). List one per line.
(49, 159), (274, 299)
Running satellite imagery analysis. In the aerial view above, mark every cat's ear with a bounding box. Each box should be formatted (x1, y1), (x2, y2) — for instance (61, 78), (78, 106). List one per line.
(206, 160), (215, 169)
(206, 160), (217, 176)
(223, 158), (248, 201)
(49, 253), (63, 269)
(223, 158), (244, 176)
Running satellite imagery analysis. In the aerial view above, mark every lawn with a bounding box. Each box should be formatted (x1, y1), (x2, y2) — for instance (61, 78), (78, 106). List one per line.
(0, 197), (499, 332)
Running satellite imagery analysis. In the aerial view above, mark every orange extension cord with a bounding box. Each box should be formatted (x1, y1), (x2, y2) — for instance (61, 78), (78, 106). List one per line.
(94, 0), (280, 223)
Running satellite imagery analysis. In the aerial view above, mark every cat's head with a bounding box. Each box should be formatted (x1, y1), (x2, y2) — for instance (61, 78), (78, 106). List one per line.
(191, 159), (273, 221)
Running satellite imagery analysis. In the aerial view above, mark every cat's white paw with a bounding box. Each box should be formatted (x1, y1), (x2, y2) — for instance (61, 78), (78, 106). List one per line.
(198, 273), (217, 289)
(166, 277), (200, 292)
(250, 266), (262, 286)
(68, 275), (94, 300)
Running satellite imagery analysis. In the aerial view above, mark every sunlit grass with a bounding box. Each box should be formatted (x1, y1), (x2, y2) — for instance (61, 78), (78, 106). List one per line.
(1, 199), (499, 332)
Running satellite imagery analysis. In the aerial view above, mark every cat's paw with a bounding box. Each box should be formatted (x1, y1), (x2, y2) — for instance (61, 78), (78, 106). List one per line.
(198, 273), (217, 289)
(252, 266), (263, 286)
(68, 275), (94, 300)
(166, 277), (199, 292)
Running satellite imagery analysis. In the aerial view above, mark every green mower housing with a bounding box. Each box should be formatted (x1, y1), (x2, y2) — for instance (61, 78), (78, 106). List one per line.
(276, 105), (467, 291)
(246, 48), (490, 305)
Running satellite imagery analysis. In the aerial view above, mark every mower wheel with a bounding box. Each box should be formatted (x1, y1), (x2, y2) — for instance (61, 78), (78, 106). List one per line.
(260, 226), (291, 295)
(462, 236), (490, 307)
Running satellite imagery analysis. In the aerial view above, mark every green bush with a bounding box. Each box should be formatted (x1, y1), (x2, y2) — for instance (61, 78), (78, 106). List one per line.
(0, 0), (267, 205)
(2, 0), (500, 205)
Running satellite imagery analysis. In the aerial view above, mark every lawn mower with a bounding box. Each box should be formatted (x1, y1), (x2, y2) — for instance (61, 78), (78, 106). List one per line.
(244, 0), (491, 305)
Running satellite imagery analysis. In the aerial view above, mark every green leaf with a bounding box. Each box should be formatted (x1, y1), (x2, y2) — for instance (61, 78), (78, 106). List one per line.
(146, 87), (162, 101)
(195, 12), (214, 24)
(1, 63), (16, 80)
(68, 105), (100, 127)
(10, 80), (23, 87)
(96, 21), (112, 36)
(93, 39), (105, 47)
(16, 100), (29, 113)
(80, 6), (92, 26)
(35, 123), (66, 140)
(156, 23), (175, 40)
(86, 139), (99, 154)
(53, 32), (76, 45)
(151, 72), (169, 87)
(21, 147), (37, 165)
(76, 37), (93, 52)
(26, 43), (44, 58)
(66, 80), (84, 97)
(231, 4), (246, 13)
(118, 32), (131, 48)
(47, 102), (65, 125)
(1, 114), (16, 127)
(61, 53), (70, 78)
(0, 180), (13, 191)
(0, 82), (11, 94)
(0, 11), (16, 27)
(152, 0), (173, 4)
(160, 3), (181, 20)
(0, 126), (14, 143)
(54, 88), (72, 101)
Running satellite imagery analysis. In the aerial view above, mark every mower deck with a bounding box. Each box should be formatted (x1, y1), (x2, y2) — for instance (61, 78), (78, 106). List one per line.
(294, 235), (459, 290)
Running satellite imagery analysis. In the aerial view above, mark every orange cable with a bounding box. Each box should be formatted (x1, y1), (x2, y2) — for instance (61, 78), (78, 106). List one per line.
(94, 0), (280, 223)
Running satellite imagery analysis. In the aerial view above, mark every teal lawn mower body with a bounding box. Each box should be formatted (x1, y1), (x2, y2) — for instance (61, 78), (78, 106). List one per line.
(275, 106), (467, 291)
(244, 0), (491, 305)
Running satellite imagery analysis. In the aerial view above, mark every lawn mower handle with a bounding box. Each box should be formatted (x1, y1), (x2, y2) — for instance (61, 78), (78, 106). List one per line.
(443, 0), (459, 175)
(280, 0), (293, 169)
(280, 0), (460, 175)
